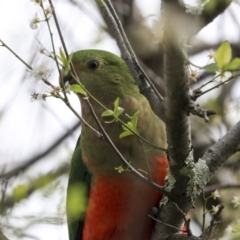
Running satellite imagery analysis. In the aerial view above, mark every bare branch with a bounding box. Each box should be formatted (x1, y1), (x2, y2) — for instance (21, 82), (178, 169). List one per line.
(95, 0), (138, 79)
(0, 121), (80, 179)
(0, 231), (8, 240)
(199, 205), (224, 240)
(163, 0), (234, 38)
(204, 183), (240, 192)
(188, 101), (216, 122)
(1, 163), (68, 213)
(164, 205), (224, 240)
(203, 121), (240, 179)
(48, 0), (69, 58)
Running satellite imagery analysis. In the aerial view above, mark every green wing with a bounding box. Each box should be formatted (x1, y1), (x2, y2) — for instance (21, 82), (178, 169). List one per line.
(66, 136), (91, 240)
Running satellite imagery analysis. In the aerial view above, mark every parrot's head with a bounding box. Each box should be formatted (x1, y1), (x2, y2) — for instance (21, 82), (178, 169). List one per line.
(61, 49), (140, 102)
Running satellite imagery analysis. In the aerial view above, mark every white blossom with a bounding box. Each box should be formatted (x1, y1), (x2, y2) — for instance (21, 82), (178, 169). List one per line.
(226, 225), (233, 234)
(30, 93), (47, 101)
(64, 81), (71, 94)
(29, 12), (40, 30)
(212, 205), (220, 213)
(47, 86), (62, 96)
(232, 196), (240, 208)
(214, 71), (232, 82)
(29, 64), (50, 80)
(189, 70), (199, 82)
(211, 189), (220, 200)
(45, 6), (53, 16)
(208, 49), (215, 59)
(37, 45), (45, 54)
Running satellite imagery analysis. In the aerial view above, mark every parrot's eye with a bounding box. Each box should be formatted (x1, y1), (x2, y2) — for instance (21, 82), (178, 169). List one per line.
(87, 59), (100, 71)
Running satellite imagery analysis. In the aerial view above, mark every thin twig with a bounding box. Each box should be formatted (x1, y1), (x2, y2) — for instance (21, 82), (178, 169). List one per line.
(104, 0), (137, 59)
(48, 0), (69, 58)
(96, 0), (136, 75)
(0, 38), (100, 136)
(0, 122), (80, 179)
(132, 58), (164, 101)
(61, 97), (102, 137)
(193, 73), (240, 100)
(188, 101), (216, 122)
(41, 2), (68, 101)
(104, 0), (164, 101)
(199, 205), (224, 240)
(204, 183), (240, 192)
(0, 40), (32, 69)
(148, 215), (183, 232)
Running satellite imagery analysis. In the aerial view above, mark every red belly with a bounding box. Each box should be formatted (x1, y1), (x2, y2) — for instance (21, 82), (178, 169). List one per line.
(82, 156), (168, 240)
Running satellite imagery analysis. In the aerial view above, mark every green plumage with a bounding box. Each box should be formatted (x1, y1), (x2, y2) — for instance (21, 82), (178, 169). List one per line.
(66, 137), (91, 240)
(65, 49), (167, 240)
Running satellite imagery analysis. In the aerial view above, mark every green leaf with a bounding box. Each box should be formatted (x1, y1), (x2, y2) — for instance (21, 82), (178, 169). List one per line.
(113, 98), (124, 121)
(101, 98), (124, 123)
(119, 129), (133, 138)
(55, 48), (73, 74)
(119, 111), (139, 138)
(202, 63), (219, 72)
(116, 107), (124, 117)
(132, 110), (139, 131)
(64, 53), (73, 74)
(70, 84), (86, 95)
(114, 97), (120, 110)
(58, 47), (68, 66)
(59, 47), (65, 60)
(214, 41), (232, 69)
(119, 124), (133, 138)
(101, 109), (114, 117)
(126, 122), (134, 131)
(114, 165), (125, 173)
(225, 58), (240, 71)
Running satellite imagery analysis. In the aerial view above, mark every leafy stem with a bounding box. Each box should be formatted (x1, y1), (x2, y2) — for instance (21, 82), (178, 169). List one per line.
(197, 73), (240, 98)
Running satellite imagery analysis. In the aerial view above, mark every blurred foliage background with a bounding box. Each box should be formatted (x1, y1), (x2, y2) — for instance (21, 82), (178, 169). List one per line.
(0, 0), (240, 239)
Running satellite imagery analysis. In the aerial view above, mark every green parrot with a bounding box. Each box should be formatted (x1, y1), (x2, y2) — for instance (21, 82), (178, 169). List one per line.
(64, 50), (168, 240)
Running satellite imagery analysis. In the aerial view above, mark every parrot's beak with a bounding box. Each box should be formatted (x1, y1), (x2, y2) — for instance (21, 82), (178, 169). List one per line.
(59, 67), (74, 88)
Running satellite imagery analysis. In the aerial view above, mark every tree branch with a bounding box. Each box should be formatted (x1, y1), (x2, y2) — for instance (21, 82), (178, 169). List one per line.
(204, 183), (240, 192)
(188, 101), (216, 122)
(164, 0), (233, 38)
(152, 1), (193, 239)
(0, 121), (80, 179)
(203, 120), (240, 179)
(0, 231), (8, 240)
(1, 163), (68, 213)
(199, 205), (224, 240)
(95, 0), (166, 120)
